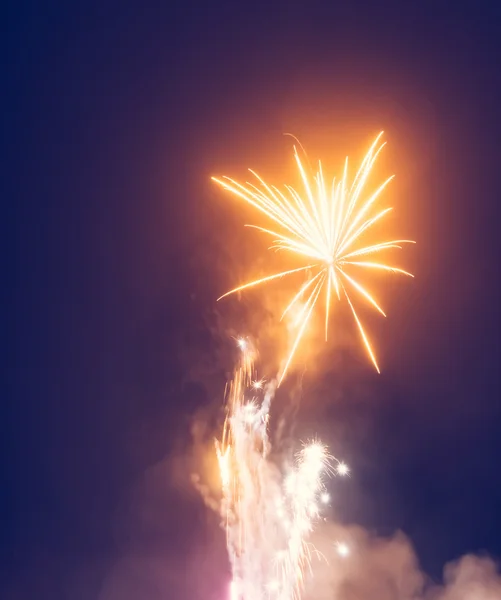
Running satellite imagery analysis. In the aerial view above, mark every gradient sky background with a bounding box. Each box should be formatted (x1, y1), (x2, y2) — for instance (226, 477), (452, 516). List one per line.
(5, 1), (501, 599)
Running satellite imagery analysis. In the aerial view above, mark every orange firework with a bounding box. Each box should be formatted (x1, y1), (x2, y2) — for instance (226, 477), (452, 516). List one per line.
(212, 132), (414, 383)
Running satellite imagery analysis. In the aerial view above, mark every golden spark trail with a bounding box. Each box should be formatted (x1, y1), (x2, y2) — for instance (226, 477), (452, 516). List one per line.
(212, 132), (414, 383)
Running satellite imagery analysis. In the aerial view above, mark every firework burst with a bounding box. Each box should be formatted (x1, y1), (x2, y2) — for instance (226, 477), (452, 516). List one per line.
(212, 132), (414, 383)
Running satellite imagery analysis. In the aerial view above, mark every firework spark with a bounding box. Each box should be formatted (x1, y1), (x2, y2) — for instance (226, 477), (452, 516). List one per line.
(217, 341), (347, 600)
(212, 132), (414, 383)
(334, 541), (350, 558)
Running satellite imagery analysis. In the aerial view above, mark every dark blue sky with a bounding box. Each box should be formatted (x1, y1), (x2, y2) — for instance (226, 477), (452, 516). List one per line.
(5, 1), (501, 598)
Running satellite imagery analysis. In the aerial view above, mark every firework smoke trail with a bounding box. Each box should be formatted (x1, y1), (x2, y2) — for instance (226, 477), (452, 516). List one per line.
(212, 132), (415, 384)
(216, 340), (348, 600)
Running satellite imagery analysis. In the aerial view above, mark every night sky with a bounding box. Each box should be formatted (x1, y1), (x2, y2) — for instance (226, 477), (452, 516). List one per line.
(5, 2), (501, 599)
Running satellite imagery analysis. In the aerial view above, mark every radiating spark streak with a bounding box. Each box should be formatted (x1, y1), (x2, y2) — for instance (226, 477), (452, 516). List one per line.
(336, 207), (393, 258)
(342, 284), (380, 373)
(274, 185), (317, 241)
(340, 143), (384, 242)
(244, 225), (326, 260)
(294, 148), (323, 236)
(338, 269), (386, 316)
(341, 261), (414, 277)
(286, 185), (322, 243)
(325, 268), (331, 342)
(342, 240), (415, 259)
(281, 270), (324, 322)
(212, 132), (414, 381)
(217, 264), (319, 301)
(330, 159), (346, 250)
(279, 273), (325, 385)
(338, 176), (394, 250)
(349, 131), (384, 195)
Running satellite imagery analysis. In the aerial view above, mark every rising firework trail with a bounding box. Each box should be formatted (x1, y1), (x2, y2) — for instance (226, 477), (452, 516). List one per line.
(216, 341), (348, 600)
(212, 133), (414, 599)
(212, 132), (414, 383)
